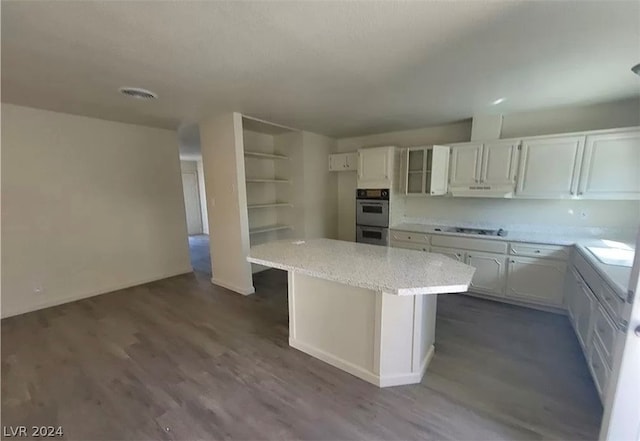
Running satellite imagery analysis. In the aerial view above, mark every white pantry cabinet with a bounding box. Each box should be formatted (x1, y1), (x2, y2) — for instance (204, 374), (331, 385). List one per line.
(577, 130), (640, 199)
(516, 135), (585, 198)
(506, 257), (567, 306)
(329, 152), (357, 171)
(466, 252), (507, 296)
(357, 146), (395, 189)
(401, 146), (449, 196)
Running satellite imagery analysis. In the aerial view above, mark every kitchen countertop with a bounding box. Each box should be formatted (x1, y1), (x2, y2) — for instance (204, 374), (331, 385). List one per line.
(391, 222), (634, 298)
(247, 238), (475, 296)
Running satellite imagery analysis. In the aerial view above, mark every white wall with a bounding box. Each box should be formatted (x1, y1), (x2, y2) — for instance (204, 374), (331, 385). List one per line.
(336, 100), (640, 240)
(337, 121), (471, 240)
(403, 198), (639, 230)
(501, 97), (640, 139)
(200, 112), (254, 295)
(1, 104), (191, 318)
(300, 131), (338, 239)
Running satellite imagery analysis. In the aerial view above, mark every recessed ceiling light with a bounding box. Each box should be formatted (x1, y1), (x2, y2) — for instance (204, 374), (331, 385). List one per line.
(491, 97), (506, 105)
(118, 87), (158, 100)
(632, 63), (640, 76)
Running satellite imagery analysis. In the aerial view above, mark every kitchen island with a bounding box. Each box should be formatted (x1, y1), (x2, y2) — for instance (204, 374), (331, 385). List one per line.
(248, 239), (475, 387)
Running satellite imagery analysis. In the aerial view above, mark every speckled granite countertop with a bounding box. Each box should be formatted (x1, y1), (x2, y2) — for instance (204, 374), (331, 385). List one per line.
(248, 238), (475, 296)
(392, 222), (617, 246)
(391, 222), (635, 298)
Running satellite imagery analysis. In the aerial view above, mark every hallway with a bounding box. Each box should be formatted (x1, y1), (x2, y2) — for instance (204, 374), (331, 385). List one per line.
(188, 235), (211, 275)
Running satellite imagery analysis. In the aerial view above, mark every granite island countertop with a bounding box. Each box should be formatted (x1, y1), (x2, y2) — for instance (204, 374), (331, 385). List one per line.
(247, 238), (475, 296)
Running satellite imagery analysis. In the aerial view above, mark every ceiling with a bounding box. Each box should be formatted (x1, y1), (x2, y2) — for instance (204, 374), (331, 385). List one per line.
(2, 1), (639, 141)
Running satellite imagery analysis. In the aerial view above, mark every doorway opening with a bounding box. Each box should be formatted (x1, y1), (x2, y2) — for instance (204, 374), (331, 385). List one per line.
(181, 159), (211, 275)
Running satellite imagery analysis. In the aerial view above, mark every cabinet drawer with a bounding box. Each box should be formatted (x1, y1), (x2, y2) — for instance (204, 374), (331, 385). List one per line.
(430, 247), (465, 262)
(592, 305), (617, 367)
(430, 235), (508, 254)
(573, 251), (625, 319)
(390, 230), (430, 244)
(390, 240), (429, 252)
(509, 243), (569, 260)
(598, 282), (624, 320)
(573, 251), (602, 296)
(589, 337), (611, 400)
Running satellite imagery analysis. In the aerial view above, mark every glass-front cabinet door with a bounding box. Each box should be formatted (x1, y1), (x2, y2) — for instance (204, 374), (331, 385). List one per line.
(407, 148), (425, 194)
(403, 145), (450, 196)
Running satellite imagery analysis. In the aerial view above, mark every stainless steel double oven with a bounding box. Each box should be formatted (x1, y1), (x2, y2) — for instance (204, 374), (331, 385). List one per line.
(355, 188), (389, 246)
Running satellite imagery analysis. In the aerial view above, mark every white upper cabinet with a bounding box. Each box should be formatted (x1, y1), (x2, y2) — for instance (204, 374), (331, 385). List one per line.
(449, 143), (482, 187)
(401, 145), (449, 196)
(516, 135), (585, 198)
(449, 141), (518, 197)
(357, 146), (395, 189)
(481, 141), (519, 186)
(577, 130), (640, 199)
(329, 152), (357, 172)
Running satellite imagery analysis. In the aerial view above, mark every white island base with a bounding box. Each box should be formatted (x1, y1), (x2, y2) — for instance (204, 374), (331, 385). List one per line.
(288, 272), (436, 387)
(247, 239), (474, 388)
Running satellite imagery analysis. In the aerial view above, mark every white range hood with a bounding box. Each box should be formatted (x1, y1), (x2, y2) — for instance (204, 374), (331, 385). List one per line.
(450, 184), (513, 198)
(449, 114), (513, 198)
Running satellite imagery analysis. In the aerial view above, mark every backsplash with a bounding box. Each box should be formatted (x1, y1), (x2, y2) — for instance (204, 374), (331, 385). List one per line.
(401, 197), (640, 233)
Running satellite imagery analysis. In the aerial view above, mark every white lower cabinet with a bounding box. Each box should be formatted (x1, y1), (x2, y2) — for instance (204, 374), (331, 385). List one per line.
(390, 240), (429, 252)
(589, 339), (611, 398)
(506, 257), (567, 306)
(430, 246), (465, 262)
(574, 281), (596, 349)
(466, 252), (507, 296)
(564, 267), (581, 323)
(565, 253), (622, 402)
(391, 231), (569, 309)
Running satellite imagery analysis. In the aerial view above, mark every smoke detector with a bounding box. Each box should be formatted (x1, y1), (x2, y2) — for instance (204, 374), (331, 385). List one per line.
(118, 87), (158, 100)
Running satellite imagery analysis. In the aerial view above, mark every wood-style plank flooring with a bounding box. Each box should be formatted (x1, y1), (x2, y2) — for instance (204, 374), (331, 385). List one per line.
(2, 268), (602, 440)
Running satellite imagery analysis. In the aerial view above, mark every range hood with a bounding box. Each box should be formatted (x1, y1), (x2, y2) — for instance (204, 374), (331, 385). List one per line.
(449, 114), (512, 198)
(450, 184), (514, 198)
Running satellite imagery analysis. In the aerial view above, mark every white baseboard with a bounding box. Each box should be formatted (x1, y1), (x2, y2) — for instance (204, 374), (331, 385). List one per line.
(290, 339), (434, 388)
(210, 277), (255, 295)
(378, 344), (434, 387)
(464, 291), (566, 315)
(1, 267), (194, 319)
(290, 338), (381, 386)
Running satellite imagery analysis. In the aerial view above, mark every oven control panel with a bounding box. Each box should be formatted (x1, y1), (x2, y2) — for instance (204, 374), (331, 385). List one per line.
(356, 188), (389, 200)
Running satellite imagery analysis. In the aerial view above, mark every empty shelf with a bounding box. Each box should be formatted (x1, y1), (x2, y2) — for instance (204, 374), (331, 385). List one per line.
(244, 151), (289, 160)
(246, 179), (290, 184)
(247, 202), (293, 209)
(249, 224), (292, 234)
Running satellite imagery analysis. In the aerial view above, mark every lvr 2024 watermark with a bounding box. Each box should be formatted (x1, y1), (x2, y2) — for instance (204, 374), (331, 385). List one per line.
(3, 426), (63, 437)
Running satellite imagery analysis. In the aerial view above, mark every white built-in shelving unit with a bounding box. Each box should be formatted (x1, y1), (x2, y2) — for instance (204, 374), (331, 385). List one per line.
(242, 116), (298, 273)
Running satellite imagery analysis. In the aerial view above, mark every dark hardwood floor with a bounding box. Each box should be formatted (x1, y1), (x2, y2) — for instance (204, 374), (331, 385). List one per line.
(1, 268), (601, 440)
